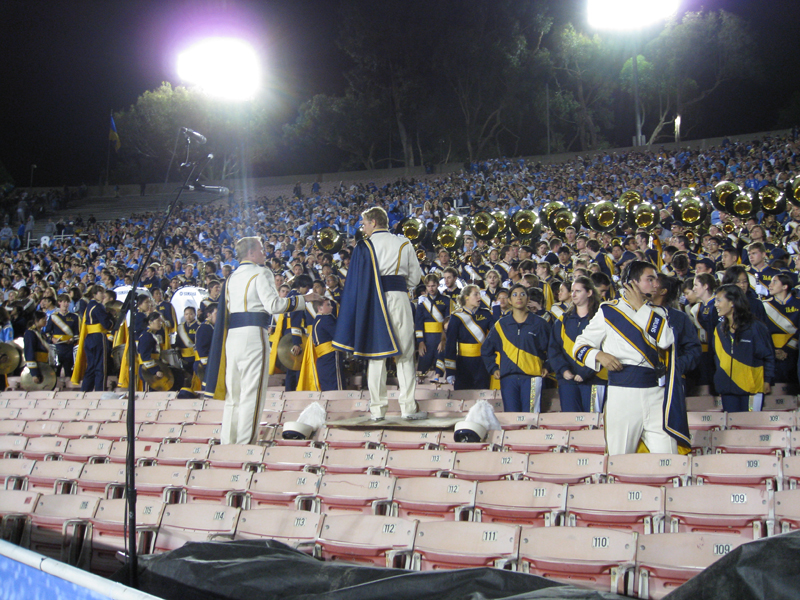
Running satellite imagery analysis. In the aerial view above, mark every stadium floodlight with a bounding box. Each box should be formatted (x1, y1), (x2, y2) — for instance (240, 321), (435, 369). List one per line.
(587, 0), (680, 31)
(177, 37), (261, 101)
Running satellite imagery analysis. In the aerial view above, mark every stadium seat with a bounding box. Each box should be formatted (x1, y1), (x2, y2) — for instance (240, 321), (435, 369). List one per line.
(137, 422), (184, 442)
(20, 436), (67, 460)
(414, 388), (450, 400)
(664, 484), (771, 538)
(687, 411), (726, 431)
(22, 419), (61, 437)
(75, 462), (127, 498)
(134, 465), (190, 503)
(690, 430), (712, 455)
(321, 447), (389, 474)
(761, 393), (799, 411)
(390, 476), (475, 521)
(494, 412), (539, 430)
(49, 408), (88, 421)
(461, 397), (503, 412)
(109, 440), (160, 465)
(384, 449), (456, 477)
(0, 420), (26, 435)
(411, 520), (520, 571)
(316, 514), (418, 568)
(283, 391), (323, 404)
(195, 409), (224, 424)
(34, 399), (68, 410)
(235, 508), (323, 552)
(379, 429), (441, 450)
(605, 454), (691, 487)
(566, 429), (606, 454)
(0, 457), (36, 490)
(315, 473), (396, 515)
(712, 429), (789, 456)
(0, 489), (40, 544)
(324, 399), (370, 416)
(501, 429), (570, 453)
(0, 407), (20, 420)
(134, 398), (169, 411)
(95, 421), (137, 441)
(26, 459), (84, 494)
(25, 493), (99, 564)
(691, 453), (779, 490)
(179, 423), (223, 443)
(185, 468), (253, 505)
(473, 480), (566, 526)
(133, 409), (162, 423)
(450, 451), (528, 481)
(538, 412), (600, 430)
(685, 395), (722, 412)
(726, 411), (795, 431)
(59, 421), (104, 439)
(565, 483), (665, 534)
(321, 390), (364, 401)
(25, 391), (57, 401)
(518, 526), (636, 594)
(154, 503), (240, 553)
(438, 429), (504, 452)
(63, 398), (98, 410)
(261, 445), (325, 472)
(55, 391), (87, 401)
(166, 398), (205, 411)
(635, 532), (751, 600)
(261, 396), (285, 413)
(525, 452), (606, 484)
(88, 497), (163, 576)
(323, 427), (383, 449)
(62, 438), (113, 463)
(156, 409), (199, 424)
(155, 442), (211, 467)
(246, 470), (320, 510)
(207, 444), (266, 469)
(415, 398), (463, 415)
(773, 489), (800, 533)
(781, 455), (800, 490)
(96, 398), (128, 411)
(453, 390), (496, 401)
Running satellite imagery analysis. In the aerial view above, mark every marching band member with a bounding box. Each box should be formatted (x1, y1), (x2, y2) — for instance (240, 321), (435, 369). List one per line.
(198, 280), (221, 323)
(692, 273), (719, 386)
(23, 311), (50, 385)
(763, 273), (800, 384)
(439, 267), (462, 303)
(152, 288), (177, 339)
(721, 266), (769, 325)
(549, 276), (606, 412)
(550, 280), (572, 322)
(194, 302), (216, 395)
(72, 285), (113, 392)
(444, 284), (494, 390)
(175, 306), (200, 378)
(713, 284), (775, 412)
(285, 274), (313, 392)
(462, 250), (489, 288)
(480, 269), (503, 310)
(137, 312), (186, 392)
(414, 274), (451, 380)
(482, 284), (550, 412)
(310, 298), (343, 391)
(43, 294), (79, 378)
(573, 261), (688, 455)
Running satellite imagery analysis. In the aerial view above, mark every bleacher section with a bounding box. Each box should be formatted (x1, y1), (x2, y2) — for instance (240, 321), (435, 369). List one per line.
(2, 384), (800, 598)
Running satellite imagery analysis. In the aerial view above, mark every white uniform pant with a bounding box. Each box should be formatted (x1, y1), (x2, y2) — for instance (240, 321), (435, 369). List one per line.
(605, 384), (678, 455)
(368, 291), (417, 418)
(221, 326), (270, 445)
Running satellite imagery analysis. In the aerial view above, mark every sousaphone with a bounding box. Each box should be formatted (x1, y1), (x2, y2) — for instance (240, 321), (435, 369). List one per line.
(314, 227), (344, 254)
(21, 363), (57, 391)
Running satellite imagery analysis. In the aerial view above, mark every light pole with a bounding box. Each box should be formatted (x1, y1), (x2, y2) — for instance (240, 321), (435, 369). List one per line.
(30, 164), (37, 189)
(588, 0), (680, 147)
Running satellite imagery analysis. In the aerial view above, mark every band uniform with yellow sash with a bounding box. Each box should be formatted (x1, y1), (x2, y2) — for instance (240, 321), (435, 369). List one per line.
(444, 306), (494, 390)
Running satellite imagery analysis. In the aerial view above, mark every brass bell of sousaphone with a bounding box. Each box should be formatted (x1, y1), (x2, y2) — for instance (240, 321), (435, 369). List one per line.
(586, 200), (620, 233)
(277, 332), (304, 371)
(710, 181), (740, 213)
(140, 359), (175, 392)
(509, 209), (541, 241)
(398, 216), (429, 246)
(491, 210), (508, 234)
(726, 188), (759, 219)
(759, 185), (786, 216)
(0, 342), (22, 375)
(628, 203), (661, 231)
(672, 189), (709, 227)
(785, 176), (800, 208)
(548, 208), (579, 236)
(433, 223), (463, 253)
(315, 227), (344, 254)
(470, 212), (499, 241)
(617, 190), (643, 215)
(21, 363), (57, 391)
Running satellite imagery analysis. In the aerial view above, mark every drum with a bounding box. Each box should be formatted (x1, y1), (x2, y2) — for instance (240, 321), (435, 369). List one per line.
(170, 286), (208, 325)
(113, 286), (153, 306)
(160, 349), (182, 369)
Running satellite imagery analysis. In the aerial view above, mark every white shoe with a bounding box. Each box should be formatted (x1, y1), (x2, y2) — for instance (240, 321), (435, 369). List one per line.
(370, 415), (385, 421)
(403, 411), (428, 421)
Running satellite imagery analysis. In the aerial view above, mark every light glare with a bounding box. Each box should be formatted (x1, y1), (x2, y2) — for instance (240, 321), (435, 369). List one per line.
(588, 0), (680, 31)
(177, 38), (260, 100)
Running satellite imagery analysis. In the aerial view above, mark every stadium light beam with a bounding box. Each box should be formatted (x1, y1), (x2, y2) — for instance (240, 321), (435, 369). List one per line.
(587, 0), (680, 31)
(177, 37), (261, 101)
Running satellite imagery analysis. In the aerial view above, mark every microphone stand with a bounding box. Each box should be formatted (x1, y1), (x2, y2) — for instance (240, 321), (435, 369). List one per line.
(117, 143), (206, 588)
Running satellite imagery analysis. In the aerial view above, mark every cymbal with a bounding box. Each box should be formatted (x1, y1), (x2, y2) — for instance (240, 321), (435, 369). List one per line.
(195, 361), (206, 384)
(105, 300), (123, 319)
(0, 342), (22, 375)
(277, 333), (304, 371)
(111, 344), (125, 374)
(140, 360), (175, 391)
(21, 363), (57, 391)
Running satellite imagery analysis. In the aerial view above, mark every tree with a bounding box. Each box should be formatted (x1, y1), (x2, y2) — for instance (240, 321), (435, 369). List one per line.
(635, 10), (760, 144)
(551, 23), (616, 151)
(112, 83), (275, 183)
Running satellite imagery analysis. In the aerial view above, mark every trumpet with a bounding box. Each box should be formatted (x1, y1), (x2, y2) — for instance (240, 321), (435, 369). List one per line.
(314, 227), (344, 254)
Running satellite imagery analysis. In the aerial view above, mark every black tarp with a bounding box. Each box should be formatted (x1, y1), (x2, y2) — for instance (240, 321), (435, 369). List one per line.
(664, 530), (800, 600)
(114, 539), (627, 600)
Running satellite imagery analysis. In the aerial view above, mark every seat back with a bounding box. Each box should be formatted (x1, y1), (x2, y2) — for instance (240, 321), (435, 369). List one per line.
(247, 470), (320, 510)
(384, 449), (456, 477)
(474, 480), (566, 526)
(665, 484), (770, 538)
(774, 489), (800, 534)
(691, 453), (779, 490)
(526, 452), (606, 484)
(606, 454), (691, 486)
(235, 508), (322, 551)
(538, 412), (600, 430)
(391, 477), (475, 521)
(316, 473), (395, 515)
(450, 451), (527, 481)
(154, 503), (240, 553)
(0, 489), (40, 544)
(566, 429), (606, 453)
(27, 459), (85, 494)
(261, 445), (325, 472)
(501, 429), (569, 453)
(379, 430), (440, 450)
(28, 494), (99, 564)
(726, 411), (795, 430)
(207, 443), (266, 468)
(411, 520), (520, 571)
(711, 429), (789, 456)
(316, 514), (417, 568)
(687, 411), (726, 431)
(566, 483), (665, 534)
(185, 468), (253, 504)
(76, 462), (127, 498)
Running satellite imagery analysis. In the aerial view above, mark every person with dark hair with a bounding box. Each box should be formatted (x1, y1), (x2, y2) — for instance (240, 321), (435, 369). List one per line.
(713, 284), (775, 412)
(43, 293), (79, 377)
(692, 273), (719, 386)
(590, 272), (613, 301)
(721, 265), (768, 325)
(586, 238), (615, 280)
(194, 302), (217, 395)
(23, 311), (50, 385)
(415, 273), (451, 380)
(573, 260), (689, 455)
(549, 276), (607, 412)
(445, 284), (494, 390)
(72, 285), (114, 391)
(764, 273), (800, 384)
(481, 284), (550, 412)
(308, 298), (343, 391)
(550, 280), (572, 322)
(285, 273), (314, 392)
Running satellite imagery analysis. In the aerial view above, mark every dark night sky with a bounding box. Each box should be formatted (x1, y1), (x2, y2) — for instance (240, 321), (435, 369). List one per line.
(2, 0), (800, 187)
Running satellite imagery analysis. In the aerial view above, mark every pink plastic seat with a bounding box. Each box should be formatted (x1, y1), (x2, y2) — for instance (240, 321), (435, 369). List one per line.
(474, 480), (566, 526)
(315, 473), (395, 515)
(316, 514), (417, 568)
(235, 508), (322, 552)
(565, 483), (665, 534)
(606, 453), (691, 487)
(665, 484), (771, 538)
(154, 503), (240, 553)
(411, 520), (520, 571)
(526, 452), (606, 484)
(391, 477), (475, 521)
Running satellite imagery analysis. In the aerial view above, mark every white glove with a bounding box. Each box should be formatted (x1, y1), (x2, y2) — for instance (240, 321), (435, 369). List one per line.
(755, 283), (769, 297)
(446, 376), (456, 385)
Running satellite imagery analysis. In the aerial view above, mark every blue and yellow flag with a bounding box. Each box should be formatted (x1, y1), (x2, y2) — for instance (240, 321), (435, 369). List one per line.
(109, 114), (120, 151)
